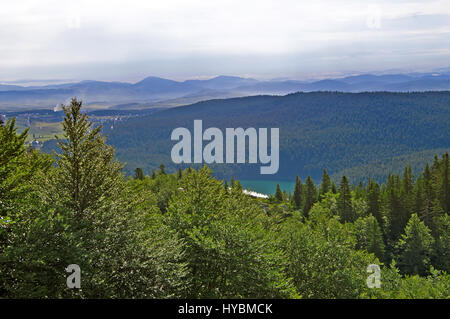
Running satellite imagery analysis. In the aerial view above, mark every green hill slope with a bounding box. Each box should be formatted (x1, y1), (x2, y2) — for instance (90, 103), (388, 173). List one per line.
(102, 91), (450, 182)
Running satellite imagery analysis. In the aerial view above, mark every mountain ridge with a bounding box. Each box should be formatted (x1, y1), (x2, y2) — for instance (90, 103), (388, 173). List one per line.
(4, 71), (450, 111)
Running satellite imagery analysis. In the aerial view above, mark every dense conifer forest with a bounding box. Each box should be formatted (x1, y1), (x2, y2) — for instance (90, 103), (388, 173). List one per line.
(93, 91), (450, 183)
(1, 99), (449, 298)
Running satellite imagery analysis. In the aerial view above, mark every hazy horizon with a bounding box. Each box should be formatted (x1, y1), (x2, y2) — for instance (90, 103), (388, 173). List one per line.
(2, 65), (450, 87)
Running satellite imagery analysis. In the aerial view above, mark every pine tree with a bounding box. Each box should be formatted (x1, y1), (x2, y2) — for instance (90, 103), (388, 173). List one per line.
(160, 163), (166, 175)
(337, 176), (355, 222)
(234, 180), (243, 192)
(56, 98), (123, 216)
(303, 176), (317, 217)
(397, 214), (434, 276)
(177, 167), (183, 179)
(355, 181), (365, 199)
(432, 214), (450, 272)
(439, 152), (449, 213)
(354, 215), (385, 261)
(293, 175), (303, 209)
(319, 169), (331, 198)
(414, 174), (425, 219)
(366, 179), (382, 226)
(421, 163), (434, 226)
(401, 165), (414, 223)
(134, 167), (144, 180)
(331, 181), (337, 194)
(3, 98), (190, 298)
(151, 170), (156, 179)
(275, 184), (283, 202)
(385, 174), (404, 244)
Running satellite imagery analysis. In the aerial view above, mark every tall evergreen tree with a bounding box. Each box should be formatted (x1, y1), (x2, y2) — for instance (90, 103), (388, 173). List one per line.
(293, 175), (303, 209)
(56, 98), (123, 216)
(385, 173), (411, 246)
(134, 167), (144, 180)
(303, 176), (317, 217)
(397, 214), (434, 276)
(432, 214), (450, 273)
(275, 184), (283, 202)
(439, 152), (449, 213)
(354, 215), (385, 261)
(319, 169), (331, 198)
(337, 176), (355, 222)
(366, 179), (382, 226)
(401, 165), (414, 222)
(331, 181), (337, 194)
(159, 163), (166, 175)
(421, 163), (434, 225)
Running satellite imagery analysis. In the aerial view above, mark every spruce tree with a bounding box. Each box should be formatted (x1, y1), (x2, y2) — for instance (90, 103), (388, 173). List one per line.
(303, 176), (317, 217)
(366, 179), (382, 226)
(160, 163), (166, 175)
(386, 174), (403, 244)
(331, 181), (337, 194)
(354, 215), (385, 261)
(134, 167), (144, 180)
(293, 175), (303, 209)
(422, 163), (434, 226)
(275, 184), (283, 202)
(56, 98), (123, 216)
(337, 176), (355, 222)
(439, 152), (449, 213)
(319, 169), (331, 198)
(397, 214), (434, 276)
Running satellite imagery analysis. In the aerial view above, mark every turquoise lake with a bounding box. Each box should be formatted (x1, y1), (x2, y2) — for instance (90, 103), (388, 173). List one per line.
(239, 180), (296, 196)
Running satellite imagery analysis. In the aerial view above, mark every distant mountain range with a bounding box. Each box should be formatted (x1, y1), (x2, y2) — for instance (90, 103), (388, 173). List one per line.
(3, 71), (450, 111)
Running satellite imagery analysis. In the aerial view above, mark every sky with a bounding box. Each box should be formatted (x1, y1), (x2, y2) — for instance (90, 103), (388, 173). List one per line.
(1, 0), (450, 83)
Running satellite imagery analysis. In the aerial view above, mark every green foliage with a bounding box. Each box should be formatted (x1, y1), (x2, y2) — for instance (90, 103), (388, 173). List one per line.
(274, 183), (283, 202)
(397, 214), (434, 276)
(354, 215), (385, 261)
(134, 167), (144, 180)
(279, 210), (378, 298)
(433, 214), (450, 272)
(102, 91), (450, 183)
(293, 175), (303, 210)
(319, 169), (331, 198)
(0, 118), (52, 219)
(1, 99), (189, 298)
(303, 176), (317, 217)
(164, 167), (296, 298)
(1, 97), (449, 299)
(337, 176), (355, 222)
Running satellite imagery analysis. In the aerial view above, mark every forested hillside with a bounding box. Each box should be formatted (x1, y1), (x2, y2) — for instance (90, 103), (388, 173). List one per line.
(101, 91), (450, 183)
(1, 99), (449, 299)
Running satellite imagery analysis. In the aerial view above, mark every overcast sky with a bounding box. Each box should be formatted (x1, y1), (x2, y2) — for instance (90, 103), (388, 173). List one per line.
(1, 0), (450, 83)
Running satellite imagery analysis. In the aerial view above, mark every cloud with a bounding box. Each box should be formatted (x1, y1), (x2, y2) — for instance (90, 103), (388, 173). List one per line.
(0, 0), (450, 80)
